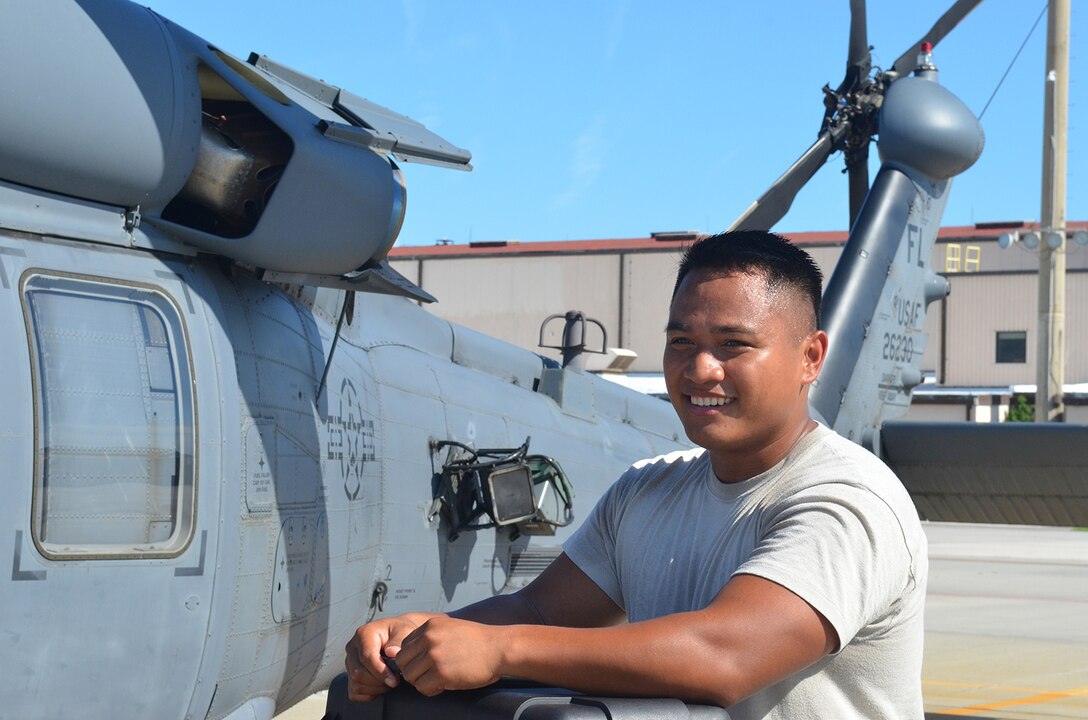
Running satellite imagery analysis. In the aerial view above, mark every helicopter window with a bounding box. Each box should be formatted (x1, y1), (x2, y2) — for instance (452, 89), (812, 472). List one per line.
(22, 274), (196, 559)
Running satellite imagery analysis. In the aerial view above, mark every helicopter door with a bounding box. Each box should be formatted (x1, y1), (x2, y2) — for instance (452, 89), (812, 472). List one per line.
(4, 241), (220, 719)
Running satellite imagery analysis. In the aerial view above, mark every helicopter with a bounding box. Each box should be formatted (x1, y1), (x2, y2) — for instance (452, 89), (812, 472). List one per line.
(0, 1), (988, 719)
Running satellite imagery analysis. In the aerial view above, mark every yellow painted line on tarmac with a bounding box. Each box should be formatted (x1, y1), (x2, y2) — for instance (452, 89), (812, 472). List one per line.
(936, 685), (1088, 716)
(924, 679), (1057, 693)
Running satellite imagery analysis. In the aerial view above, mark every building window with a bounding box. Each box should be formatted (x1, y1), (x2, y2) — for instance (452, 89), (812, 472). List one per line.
(944, 244), (982, 273)
(995, 331), (1027, 364)
(22, 273), (196, 558)
(945, 243), (961, 272)
(964, 245), (981, 272)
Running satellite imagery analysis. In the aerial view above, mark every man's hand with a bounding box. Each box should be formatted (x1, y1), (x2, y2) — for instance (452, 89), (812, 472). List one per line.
(343, 554), (621, 701)
(392, 616), (507, 696)
(344, 612), (442, 701)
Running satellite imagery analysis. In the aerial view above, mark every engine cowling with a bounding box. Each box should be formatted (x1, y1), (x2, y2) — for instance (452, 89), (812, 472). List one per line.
(0, 0), (469, 278)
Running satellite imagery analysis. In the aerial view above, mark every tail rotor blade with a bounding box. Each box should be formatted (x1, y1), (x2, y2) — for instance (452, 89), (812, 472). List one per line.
(727, 132), (835, 232)
(890, 0), (985, 77)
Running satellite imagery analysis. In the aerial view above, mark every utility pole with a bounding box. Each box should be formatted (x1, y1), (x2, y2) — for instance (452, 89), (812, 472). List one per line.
(1036, 0), (1069, 422)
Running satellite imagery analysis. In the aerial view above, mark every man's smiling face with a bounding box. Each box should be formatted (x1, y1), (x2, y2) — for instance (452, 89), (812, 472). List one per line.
(663, 268), (825, 482)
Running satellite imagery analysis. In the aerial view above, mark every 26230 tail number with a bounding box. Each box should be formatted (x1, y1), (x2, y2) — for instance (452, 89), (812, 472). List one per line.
(883, 332), (913, 363)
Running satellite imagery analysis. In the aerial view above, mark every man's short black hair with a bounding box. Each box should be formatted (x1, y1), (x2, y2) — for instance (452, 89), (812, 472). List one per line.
(673, 230), (823, 330)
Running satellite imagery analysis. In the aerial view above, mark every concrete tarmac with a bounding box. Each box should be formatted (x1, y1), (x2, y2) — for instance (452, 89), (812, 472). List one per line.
(921, 522), (1088, 719)
(275, 522), (1088, 720)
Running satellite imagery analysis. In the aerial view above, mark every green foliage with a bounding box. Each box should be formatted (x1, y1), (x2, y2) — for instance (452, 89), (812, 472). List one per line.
(1005, 394), (1034, 423)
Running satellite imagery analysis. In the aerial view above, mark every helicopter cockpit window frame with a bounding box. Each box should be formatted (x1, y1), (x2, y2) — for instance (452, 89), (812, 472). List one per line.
(21, 271), (197, 560)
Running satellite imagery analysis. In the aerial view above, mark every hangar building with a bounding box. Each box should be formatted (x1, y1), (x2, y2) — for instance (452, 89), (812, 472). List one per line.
(389, 222), (1088, 423)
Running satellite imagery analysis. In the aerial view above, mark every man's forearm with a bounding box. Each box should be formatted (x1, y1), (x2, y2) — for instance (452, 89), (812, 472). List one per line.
(493, 613), (738, 707)
(388, 612), (739, 704)
(449, 591), (544, 626)
(486, 574), (833, 708)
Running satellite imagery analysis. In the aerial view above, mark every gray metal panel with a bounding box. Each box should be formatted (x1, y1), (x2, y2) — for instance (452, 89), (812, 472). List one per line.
(334, 92), (472, 170)
(0, 0), (200, 208)
(353, 293), (454, 361)
(0, 233), (221, 720)
(810, 167), (916, 427)
(451, 323), (545, 391)
(264, 261), (436, 304)
(0, 180), (197, 256)
(538, 368), (596, 421)
(878, 76), (984, 182)
(250, 56), (471, 170)
(881, 421), (1088, 526)
(614, 385), (685, 442)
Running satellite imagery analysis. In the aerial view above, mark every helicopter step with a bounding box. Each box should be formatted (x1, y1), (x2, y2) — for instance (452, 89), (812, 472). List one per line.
(321, 675), (731, 720)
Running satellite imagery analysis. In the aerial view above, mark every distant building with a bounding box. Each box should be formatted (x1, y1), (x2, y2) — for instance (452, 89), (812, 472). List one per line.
(389, 222), (1088, 423)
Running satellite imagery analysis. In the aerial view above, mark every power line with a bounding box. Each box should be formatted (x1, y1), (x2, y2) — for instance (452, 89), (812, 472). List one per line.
(979, 3), (1048, 119)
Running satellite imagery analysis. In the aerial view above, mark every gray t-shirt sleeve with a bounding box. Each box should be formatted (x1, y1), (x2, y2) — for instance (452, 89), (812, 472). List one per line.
(562, 470), (632, 611)
(735, 481), (919, 651)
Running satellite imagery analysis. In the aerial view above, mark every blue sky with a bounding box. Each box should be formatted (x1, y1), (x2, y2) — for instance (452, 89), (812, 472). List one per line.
(146, 1), (1082, 246)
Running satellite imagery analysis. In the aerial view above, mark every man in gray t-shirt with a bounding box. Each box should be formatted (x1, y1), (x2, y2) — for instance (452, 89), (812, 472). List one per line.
(564, 425), (927, 718)
(345, 230), (927, 718)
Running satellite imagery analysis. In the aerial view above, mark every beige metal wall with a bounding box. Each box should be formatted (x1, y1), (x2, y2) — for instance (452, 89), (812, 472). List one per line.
(619, 245), (837, 373)
(390, 242), (1087, 390)
(920, 302), (944, 380)
(621, 250), (685, 372)
(937, 237), (1088, 274)
(942, 271), (1088, 386)
(944, 274), (1036, 386)
(389, 258), (420, 286)
(395, 244), (833, 375)
(1068, 405), (1088, 423)
(804, 245), (843, 286)
(901, 402), (969, 422)
(390, 254), (622, 366)
(1072, 272), (1088, 382)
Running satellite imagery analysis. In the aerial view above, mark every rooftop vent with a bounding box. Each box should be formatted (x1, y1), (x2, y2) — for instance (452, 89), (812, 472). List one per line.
(651, 231), (702, 242)
(469, 240), (519, 248)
